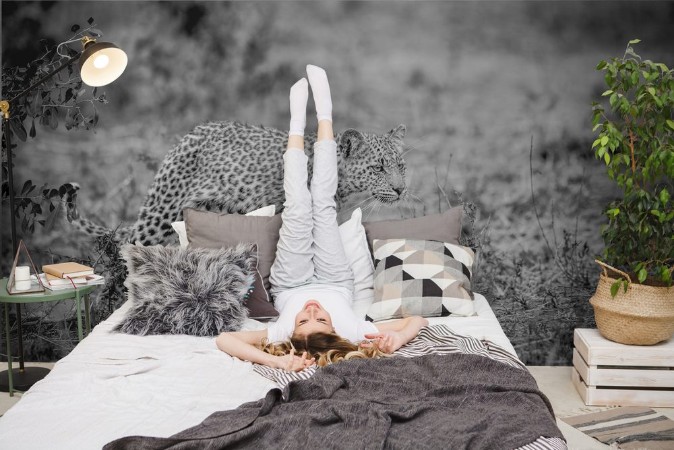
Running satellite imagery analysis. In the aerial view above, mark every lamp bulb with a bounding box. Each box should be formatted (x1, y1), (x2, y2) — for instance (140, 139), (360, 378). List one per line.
(93, 54), (110, 69)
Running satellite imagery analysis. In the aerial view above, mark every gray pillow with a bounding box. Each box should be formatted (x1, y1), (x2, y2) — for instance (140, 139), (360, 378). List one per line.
(115, 243), (257, 336)
(362, 206), (463, 251)
(184, 208), (282, 319)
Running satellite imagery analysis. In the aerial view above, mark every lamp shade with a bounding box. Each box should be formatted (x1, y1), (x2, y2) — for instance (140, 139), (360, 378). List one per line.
(79, 42), (127, 87)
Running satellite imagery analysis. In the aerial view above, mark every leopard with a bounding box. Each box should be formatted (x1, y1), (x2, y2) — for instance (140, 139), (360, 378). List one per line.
(65, 120), (409, 245)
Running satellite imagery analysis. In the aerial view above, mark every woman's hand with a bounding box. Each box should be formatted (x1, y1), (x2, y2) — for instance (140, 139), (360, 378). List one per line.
(367, 316), (429, 353)
(276, 350), (315, 372)
(362, 331), (406, 354)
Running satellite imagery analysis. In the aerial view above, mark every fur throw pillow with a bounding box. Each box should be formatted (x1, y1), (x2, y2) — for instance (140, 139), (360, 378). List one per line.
(115, 243), (257, 336)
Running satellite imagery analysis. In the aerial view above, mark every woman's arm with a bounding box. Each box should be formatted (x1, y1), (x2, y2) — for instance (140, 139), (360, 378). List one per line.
(364, 316), (429, 353)
(215, 330), (314, 372)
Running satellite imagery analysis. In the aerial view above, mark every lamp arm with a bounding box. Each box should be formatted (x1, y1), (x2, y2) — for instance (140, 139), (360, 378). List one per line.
(5, 52), (81, 109)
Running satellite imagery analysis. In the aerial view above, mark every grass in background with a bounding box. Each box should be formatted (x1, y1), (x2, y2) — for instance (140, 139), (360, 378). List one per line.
(2, 1), (671, 363)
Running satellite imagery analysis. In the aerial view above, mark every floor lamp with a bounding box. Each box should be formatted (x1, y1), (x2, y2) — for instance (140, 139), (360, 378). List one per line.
(0, 36), (127, 392)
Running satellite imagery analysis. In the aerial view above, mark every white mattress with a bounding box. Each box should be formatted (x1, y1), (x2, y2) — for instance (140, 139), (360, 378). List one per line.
(0, 293), (517, 450)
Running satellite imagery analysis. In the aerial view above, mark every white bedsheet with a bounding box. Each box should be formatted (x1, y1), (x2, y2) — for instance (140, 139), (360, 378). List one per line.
(0, 293), (517, 449)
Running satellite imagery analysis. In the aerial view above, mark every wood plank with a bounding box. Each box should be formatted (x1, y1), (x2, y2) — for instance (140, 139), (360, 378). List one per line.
(572, 349), (591, 384)
(585, 386), (674, 407)
(573, 348), (674, 388)
(572, 368), (674, 407)
(590, 367), (674, 388)
(575, 329), (674, 367)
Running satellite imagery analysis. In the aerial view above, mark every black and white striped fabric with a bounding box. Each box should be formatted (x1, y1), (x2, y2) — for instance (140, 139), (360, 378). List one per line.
(253, 325), (523, 389)
(518, 437), (568, 450)
(252, 325), (566, 450)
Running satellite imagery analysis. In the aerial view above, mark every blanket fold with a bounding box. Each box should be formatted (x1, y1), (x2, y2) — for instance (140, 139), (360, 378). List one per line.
(105, 352), (564, 450)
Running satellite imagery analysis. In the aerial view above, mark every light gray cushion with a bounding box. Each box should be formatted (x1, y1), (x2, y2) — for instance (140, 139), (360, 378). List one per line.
(115, 243), (256, 336)
(184, 208), (282, 319)
(362, 206), (463, 251)
(366, 239), (475, 322)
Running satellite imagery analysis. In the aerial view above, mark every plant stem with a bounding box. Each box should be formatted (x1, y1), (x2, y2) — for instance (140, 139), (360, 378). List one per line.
(628, 128), (637, 176)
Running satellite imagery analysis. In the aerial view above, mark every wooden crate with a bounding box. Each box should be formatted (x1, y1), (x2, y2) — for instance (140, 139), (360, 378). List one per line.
(572, 328), (674, 407)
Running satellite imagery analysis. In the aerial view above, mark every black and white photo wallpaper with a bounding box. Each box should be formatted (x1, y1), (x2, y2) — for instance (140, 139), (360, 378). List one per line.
(2, 1), (673, 364)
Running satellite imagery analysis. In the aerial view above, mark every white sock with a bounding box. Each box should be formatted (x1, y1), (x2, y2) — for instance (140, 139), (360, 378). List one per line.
(288, 78), (308, 137)
(306, 65), (332, 123)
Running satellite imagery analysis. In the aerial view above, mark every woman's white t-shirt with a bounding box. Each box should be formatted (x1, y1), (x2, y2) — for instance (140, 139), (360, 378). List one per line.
(267, 284), (377, 343)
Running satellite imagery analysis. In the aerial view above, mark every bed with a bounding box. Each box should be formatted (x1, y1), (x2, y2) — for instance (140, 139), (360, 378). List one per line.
(0, 206), (566, 448)
(0, 294), (564, 449)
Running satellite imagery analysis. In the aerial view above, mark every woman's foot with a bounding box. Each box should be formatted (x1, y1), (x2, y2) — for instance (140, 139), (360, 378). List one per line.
(288, 78), (308, 137)
(306, 65), (332, 123)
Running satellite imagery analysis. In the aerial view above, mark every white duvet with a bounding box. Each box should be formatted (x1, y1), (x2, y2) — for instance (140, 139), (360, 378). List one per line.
(0, 293), (517, 450)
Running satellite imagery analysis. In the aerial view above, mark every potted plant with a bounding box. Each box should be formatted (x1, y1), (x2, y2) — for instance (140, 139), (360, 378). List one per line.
(590, 40), (674, 345)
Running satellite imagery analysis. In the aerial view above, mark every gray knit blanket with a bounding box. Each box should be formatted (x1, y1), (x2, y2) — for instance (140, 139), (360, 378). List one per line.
(105, 327), (565, 450)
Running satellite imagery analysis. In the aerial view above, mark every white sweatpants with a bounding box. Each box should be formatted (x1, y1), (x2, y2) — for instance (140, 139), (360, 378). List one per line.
(269, 140), (354, 298)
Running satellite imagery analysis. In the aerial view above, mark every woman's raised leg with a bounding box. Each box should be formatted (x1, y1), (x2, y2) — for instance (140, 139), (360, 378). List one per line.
(269, 78), (315, 297)
(306, 65), (354, 292)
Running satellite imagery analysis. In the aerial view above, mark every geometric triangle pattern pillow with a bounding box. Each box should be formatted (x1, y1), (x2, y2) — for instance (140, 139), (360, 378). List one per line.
(366, 239), (476, 322)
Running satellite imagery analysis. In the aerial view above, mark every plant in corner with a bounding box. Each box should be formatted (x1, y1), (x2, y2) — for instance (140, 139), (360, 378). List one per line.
(590, 39), (674, 345)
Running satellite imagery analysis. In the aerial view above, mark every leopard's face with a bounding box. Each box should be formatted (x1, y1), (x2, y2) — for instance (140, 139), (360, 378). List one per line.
(337, 125), (407, 204)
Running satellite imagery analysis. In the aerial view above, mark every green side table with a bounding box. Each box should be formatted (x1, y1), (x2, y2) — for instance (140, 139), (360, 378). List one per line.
(0, 278), (97, 396)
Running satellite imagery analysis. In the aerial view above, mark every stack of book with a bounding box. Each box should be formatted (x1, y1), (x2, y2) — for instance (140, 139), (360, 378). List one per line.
(40, 262), (105, 291)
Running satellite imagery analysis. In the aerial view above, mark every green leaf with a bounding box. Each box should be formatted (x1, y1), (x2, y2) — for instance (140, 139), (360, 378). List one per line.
(596, 60), (607, 70)
(610, 281), (621, 297)
(660, 188), (670, 205)
(601, 90), (613, 96)
(638, 268), (648, 283)
(666, 119), (674, 130)
(662, 268), (672, 284)
(604, 152), (611, 165)
(648, 87), (656, 96)
(628, 38), (641, 45)
(592, 138), (601, 148)
(600, 136), (609, 146)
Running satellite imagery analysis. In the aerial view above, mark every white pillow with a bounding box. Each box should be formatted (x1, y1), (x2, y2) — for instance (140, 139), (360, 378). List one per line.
(338, 208), (375, 318)
(172, 205), (276, 249)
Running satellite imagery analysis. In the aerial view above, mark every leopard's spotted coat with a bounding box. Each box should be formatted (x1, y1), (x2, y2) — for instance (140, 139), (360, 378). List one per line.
(66, 121), (408, 244)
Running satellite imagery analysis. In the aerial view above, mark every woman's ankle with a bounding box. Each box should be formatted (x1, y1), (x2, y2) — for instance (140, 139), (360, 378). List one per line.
(287, 135), (305, 150)
(317, 119), (334, 142)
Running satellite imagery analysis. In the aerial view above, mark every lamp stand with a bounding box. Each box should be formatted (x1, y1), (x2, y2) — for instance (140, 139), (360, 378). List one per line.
(0, 34), (127, 393)
(0, 102), (52, 393)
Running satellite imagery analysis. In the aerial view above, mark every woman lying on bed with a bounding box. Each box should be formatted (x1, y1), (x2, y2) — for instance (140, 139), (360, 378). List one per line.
(217, 65), (427, 372)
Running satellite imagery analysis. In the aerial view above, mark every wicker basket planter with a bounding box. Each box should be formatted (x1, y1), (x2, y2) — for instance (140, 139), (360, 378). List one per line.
(590, 261), (674, 345)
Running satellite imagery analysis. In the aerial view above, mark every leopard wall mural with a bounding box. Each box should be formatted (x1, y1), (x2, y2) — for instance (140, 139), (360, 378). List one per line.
(65, 121), (409, 245)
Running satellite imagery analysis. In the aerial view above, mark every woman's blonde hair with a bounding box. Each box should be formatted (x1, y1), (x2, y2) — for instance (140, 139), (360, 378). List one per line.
(258, 332), (387, 367)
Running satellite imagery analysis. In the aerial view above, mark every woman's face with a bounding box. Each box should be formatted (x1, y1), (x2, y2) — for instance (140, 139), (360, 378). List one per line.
(294, 300), (334, 336)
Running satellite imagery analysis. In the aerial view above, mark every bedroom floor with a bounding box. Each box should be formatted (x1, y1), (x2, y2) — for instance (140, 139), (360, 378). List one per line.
(0, 363), (54, 417)
(1, 364), (672, 449)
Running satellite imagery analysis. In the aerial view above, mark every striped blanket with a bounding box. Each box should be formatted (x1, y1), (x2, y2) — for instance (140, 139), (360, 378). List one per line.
(562, 406), (674, 449)
(254, 325), (525, 390)
(106, 325), (567, 450)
